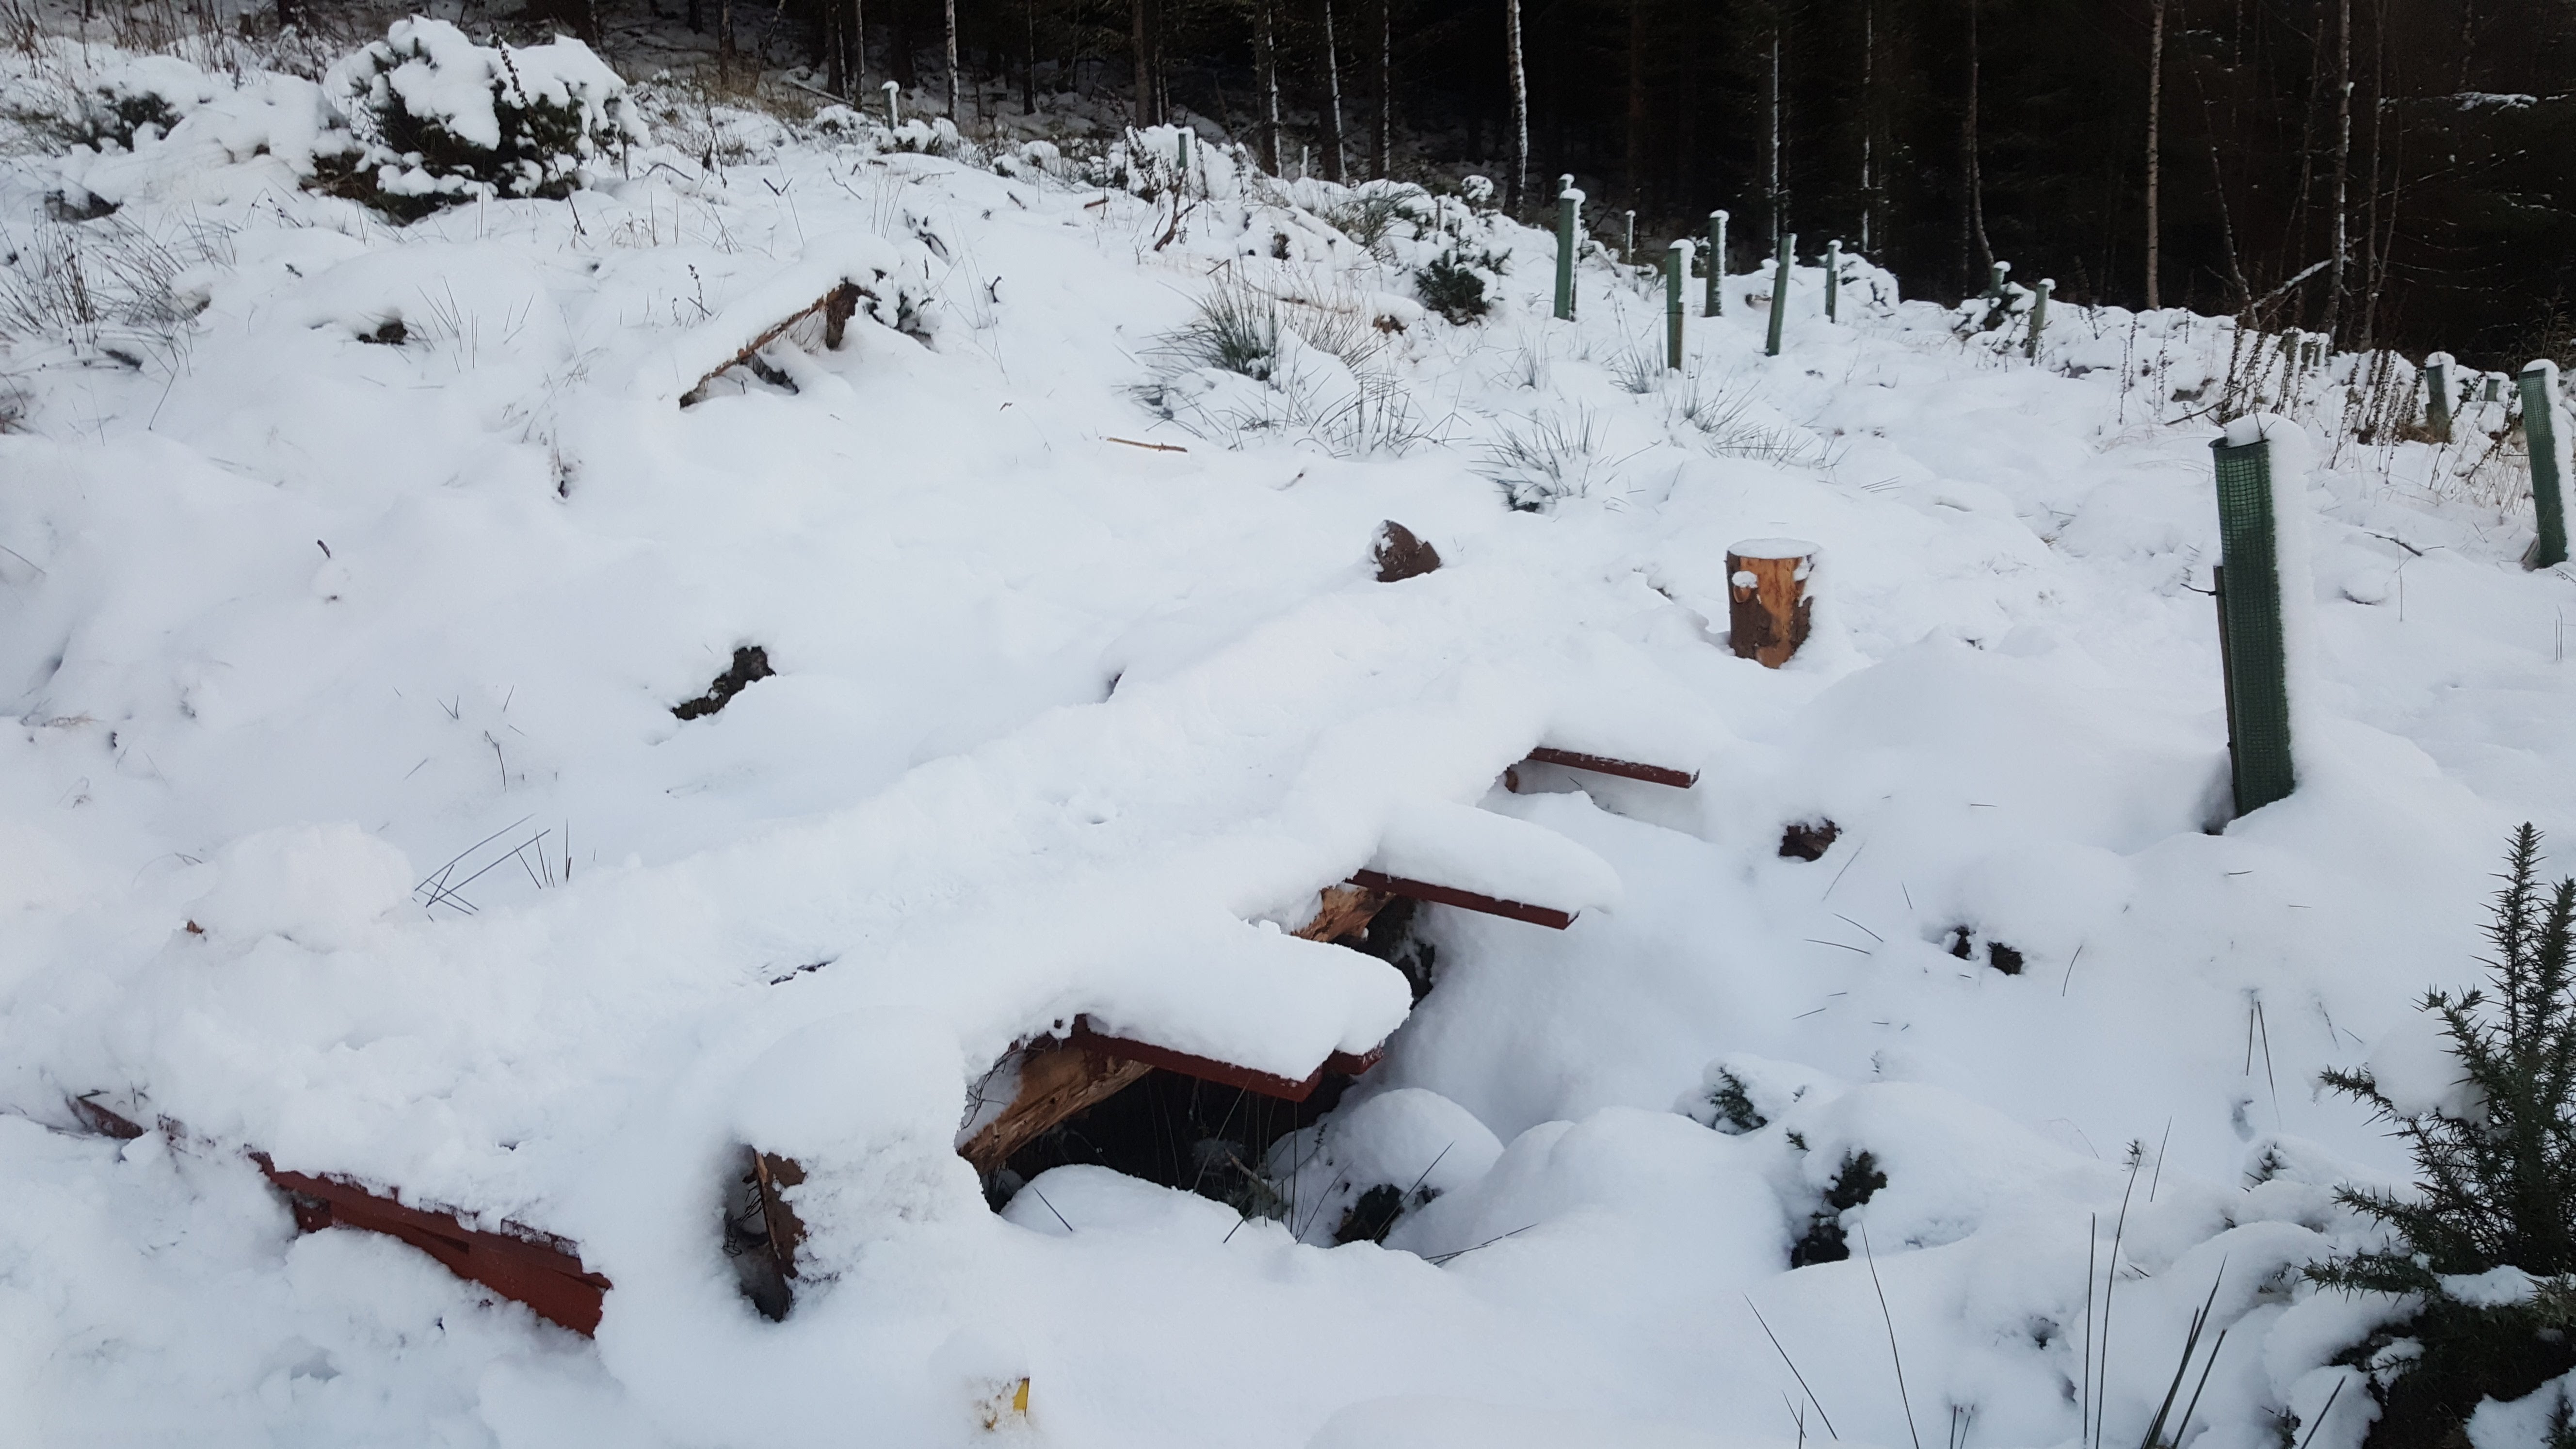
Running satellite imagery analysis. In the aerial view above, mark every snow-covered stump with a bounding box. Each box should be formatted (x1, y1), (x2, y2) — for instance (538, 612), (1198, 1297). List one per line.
(2423, 351), (2455, 444)
(2516, 360), (2572, 569)
(1824, 238), (1842, 323)
(2209, 427), (2298, 816)
(1726, 540), (1815, 667)
(1705, 210), (1727, 317)
(1664, 240), (1690, 371)
(2024, 277), (2052, 361)
(1553, 178), (1580, 321)
(1766, 233), (1796, 358)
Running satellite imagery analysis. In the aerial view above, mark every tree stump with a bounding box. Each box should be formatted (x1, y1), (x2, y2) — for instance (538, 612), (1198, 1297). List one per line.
(1727, 540), (1815, 668)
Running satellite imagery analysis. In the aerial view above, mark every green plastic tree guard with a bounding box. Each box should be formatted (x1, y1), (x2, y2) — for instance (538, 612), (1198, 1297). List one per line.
(1553, 178), (1579, 322)
(2521, 361), (2570, 569)
(1665, 240), (1690, 370)
(2211, 435), (2297, 816)
(2424, 352), (2454, 444)
(1623, 210), (1636, 262)
(1825, 239), (1841, 323)
(1706, 211), (1726, 317)
(1984, 260), (2010, 299)
(1177, 129), (1191, 193)
(1766, 233), (1795, 358)
(2024, 278), (2053, 360)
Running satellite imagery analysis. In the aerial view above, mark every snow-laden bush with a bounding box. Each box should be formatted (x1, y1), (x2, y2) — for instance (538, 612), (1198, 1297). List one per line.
(324, 18), (643, 218)
(2310, 825), (2576, 1447)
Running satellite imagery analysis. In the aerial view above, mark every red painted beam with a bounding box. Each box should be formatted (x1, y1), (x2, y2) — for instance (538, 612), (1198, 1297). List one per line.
(1521, 747), (1699, 789)
(1071, 1018), (1327, 1101)
(255, 1158), (611, 1336)
(1346, 869), (1578, 930)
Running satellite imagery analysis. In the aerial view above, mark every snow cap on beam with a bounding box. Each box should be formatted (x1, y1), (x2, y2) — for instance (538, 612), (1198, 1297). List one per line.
(1368, 799), (1622, 922)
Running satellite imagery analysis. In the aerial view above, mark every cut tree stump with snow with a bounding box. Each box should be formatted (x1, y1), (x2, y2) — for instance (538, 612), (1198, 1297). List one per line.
(1727, 541), (1816, 668)
(1371, 520), (1442, 582)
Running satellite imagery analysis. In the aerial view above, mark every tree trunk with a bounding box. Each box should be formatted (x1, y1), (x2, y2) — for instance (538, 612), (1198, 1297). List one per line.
(718, 0), (736, 85)
(1964, 0), (1991, 277)
(1860, 0), (1874, 255)
(1128, 0), (1152, 124)
(1626, 0), (1647, 212)
(891, 0), (918, 88)
(1767, 21), (1784, 257)
(1321, 0), (1347, 182)
(1504, 0), (1528, 215)
(1023, 0), (1037, 113)
(2321, 0), (2352, 342)
(944, 0), (962, 120)
(1256, 0), (1281, 172)
(827, 0), (847, 96)
(688, 0), (702, 34)
(2146, 0), (2165, 310)
(1370, 0), (1390, 178)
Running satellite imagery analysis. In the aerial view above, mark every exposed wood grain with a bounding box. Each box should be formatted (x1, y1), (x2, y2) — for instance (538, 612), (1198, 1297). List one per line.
(1726, 546), (1814, 668)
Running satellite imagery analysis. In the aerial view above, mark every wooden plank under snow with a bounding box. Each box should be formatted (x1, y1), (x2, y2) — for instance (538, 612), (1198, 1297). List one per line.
(1518, 746), (1699, 789)
(1345, 869), (1578, 930)
(255, 1158), (612, 1336)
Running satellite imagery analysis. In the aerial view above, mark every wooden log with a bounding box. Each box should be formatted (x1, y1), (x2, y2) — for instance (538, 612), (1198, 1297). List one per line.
(1726, 541), (1816, 668)
(958, 1039), (1153, 1174)
(255, 1158), (612, 1336)
(1346, 869), (1576, 929)
(752, 1150), (807, 1280)
(1070, 1018), (1325, 1101)
(1519, 746), (1697, 789)
(1295, 882), (1391, 941)
(679, 280), (867, 407)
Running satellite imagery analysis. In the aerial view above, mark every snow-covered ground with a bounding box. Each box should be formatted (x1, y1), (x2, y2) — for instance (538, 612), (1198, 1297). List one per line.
(4, 31), (2575, 1449)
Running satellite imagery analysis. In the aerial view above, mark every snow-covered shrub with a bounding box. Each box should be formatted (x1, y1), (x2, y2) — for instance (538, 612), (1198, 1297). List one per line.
(324, 19), (642, 218)
(886, 116), (964, 157)
(2309, 825), (2576, 1445)
(1414, 247), (1502, 325)
(1787, 1149), (1884, 1267)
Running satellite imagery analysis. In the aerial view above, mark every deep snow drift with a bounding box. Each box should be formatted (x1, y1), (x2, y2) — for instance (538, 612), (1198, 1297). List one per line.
(4, 32), (2576, 1449)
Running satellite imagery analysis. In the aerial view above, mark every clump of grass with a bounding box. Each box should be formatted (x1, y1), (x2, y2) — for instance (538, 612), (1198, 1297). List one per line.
(1668, 374), (1840, 468)
(0, 214), (228, 370)
(1480, 407), (1605, 512)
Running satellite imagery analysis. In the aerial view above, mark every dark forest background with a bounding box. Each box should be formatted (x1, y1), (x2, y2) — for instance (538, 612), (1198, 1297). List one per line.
(442, 0), (2576, 365)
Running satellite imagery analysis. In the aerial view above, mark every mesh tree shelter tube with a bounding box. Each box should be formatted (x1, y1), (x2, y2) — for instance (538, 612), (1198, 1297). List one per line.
(2211, 435), (2296, 816)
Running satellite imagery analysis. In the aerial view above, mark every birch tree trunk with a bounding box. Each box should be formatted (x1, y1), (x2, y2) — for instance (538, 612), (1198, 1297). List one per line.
(945, 0), (962, 121)
(1256, 0), (1281, 173)
(2322, 0), (2352, 342)
(2146, 0), (2165, 310)
(1504, 0), (1528, 215)
(1321, 0), (1347, 183)
(1370, 0), (1390, 179)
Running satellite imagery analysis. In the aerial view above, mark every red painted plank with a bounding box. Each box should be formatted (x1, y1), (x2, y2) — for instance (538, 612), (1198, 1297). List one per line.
(1346, 869), (1578, 930)
(255, 1158), (611, 1336)
(1070, 1018), (1327, 1101)
(1522, 746), (1699, 788)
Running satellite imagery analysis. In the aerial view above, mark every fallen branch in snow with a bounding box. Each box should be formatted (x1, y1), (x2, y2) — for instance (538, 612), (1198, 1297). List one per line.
(1104, 435), (1187, 452)
(678, 282), (863, 407)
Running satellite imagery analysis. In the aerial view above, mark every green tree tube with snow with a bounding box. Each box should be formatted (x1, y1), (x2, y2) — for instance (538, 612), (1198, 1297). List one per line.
(1766, 233), (1794, 358)
(1705, 210), (1726, 318)
(1665, 240), (1690, 370)
(2209, 418), (2304, 816)
(1824, 239), (1841, 323)
(2023, 278), (2052, 360)
(2423, 351), (2454, 444)
(2518, 361), (2570, 569)
(1553, 177), (1580, 322)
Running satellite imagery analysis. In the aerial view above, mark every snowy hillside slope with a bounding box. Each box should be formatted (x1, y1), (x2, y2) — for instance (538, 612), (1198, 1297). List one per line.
(4, 35), (2576, 1449)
